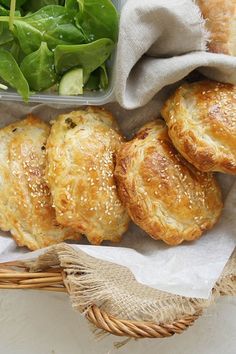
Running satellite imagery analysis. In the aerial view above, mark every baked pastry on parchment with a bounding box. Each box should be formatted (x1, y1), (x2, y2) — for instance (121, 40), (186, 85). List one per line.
(161, 80), (236, 174)
(114, 120), (223, 246)
(46, 107), (130, 245)
(198, 0), (236, 55)
(0, 115), (80, 250)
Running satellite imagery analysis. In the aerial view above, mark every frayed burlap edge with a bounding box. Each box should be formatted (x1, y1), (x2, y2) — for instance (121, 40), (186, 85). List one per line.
(25, 243), (236, 326)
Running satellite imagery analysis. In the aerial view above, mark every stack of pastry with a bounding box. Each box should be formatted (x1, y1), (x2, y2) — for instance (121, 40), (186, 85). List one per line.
(0, 108), (130, 250)
(0, 80), (235, 250)
(115, 80), (235, 245)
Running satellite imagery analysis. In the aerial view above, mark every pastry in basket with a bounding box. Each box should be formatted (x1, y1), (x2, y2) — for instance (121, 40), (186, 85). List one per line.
(0, 115), (80, 250)
(114, 120), (223, 246)
(161, 80), (236, 174)
(46, 107), (130, 245)
(197, 0), (236, 55)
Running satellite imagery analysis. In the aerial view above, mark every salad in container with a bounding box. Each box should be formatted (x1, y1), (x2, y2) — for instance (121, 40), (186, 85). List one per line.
(0, 0), (120, 104)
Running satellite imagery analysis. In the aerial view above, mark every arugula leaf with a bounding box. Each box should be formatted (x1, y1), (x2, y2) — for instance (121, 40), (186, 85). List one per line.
(0, 47), (29, 100)
(54, 38), (114, 76)
(20, 42), (57, 91)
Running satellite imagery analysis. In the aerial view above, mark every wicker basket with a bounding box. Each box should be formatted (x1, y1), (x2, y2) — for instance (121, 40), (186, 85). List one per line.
(0, 260), (202, 339)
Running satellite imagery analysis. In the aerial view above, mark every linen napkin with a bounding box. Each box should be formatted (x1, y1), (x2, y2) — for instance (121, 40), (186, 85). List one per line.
(116, 0), (236, 109)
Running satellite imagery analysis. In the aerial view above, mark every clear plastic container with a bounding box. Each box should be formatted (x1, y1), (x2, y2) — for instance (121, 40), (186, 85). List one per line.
(0, 0), (122, 105)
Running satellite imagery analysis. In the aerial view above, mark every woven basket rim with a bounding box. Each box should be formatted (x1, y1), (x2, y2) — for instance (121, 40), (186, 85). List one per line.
(0, 260), (201, 339)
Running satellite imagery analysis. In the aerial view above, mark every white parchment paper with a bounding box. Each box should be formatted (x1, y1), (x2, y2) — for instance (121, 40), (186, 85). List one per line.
(0, 100), (235, 299)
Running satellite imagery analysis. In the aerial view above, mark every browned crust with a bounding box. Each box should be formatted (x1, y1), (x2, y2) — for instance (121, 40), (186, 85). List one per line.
(0, 115), (80, 251)
(198, 0), (236, 55)
(114, 120), (223, 246)
(46, 107), (130, 245)
(161, 80), (236, 174)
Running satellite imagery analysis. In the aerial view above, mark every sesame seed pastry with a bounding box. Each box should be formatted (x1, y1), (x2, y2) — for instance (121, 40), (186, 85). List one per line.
(0, 115), (80, 250)
(161, 80), (236, 174)
(114, 120), (223, 246)
(46, 107), (130, 245)
(197, 0), (236, 56)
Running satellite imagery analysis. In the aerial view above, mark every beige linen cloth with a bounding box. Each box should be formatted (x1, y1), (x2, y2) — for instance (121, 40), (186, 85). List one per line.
(1, 0), (236, 329)
(115, 0), (236, 109)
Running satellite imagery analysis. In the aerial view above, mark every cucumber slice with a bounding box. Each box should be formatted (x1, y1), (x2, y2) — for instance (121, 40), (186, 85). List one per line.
(0, 83), (8, 90)
(59, 68), (83, 96)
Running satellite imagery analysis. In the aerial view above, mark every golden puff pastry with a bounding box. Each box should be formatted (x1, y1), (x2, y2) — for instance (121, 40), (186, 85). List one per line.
(161, 80), (236, 174)
(198, 0), (236, 55)
(114, 120), (223, 246)
(46, 107), (130, 245)
(0, 115), (80, 250)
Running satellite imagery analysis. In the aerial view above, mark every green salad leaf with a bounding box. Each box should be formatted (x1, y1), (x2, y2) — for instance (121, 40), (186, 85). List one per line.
(23, 0), (61, 13)
(45, 23), (85, 48)
(77, 0), (119, 42)
(20, 42), (57, 91)
(84, 69), (99, 90)
(1, 39), (22, 61)
(0, 5), (13, 44)
(64, 0), (81, 13)
(65, 0), (118, 42)
(0, 47), (29, 100)
(13, 23), (42, 54)
(0, 0), (27, 9)
(54, 38), (114, 76)
(8, 40), (21, 60)
(0, 0), (118, 99)
(0, 24), (13, 44)
(0, 5), (9, 15)
(18, 5), (73, 32)
(99, 63), (109, 89)
(85, 63), (109, 90)
(11, 5), (85, 54)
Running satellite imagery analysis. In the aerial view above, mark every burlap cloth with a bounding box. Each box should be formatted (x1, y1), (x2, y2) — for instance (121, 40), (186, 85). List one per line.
(26, 244), (235, 325)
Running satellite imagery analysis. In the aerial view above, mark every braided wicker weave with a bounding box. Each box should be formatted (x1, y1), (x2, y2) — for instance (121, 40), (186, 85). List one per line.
(0, 260), (201, 339)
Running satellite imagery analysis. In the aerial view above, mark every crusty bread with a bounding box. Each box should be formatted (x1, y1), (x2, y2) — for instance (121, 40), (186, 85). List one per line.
(46, 107), (130, 245)
(198, 0), (236, 55)
(0, 115), (80, 250)
(161, 80), (236, 174)
(114, 120), (223, 246)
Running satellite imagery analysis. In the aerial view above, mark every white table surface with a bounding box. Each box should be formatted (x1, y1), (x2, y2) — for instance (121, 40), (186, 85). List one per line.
(0, 291), (235, 354)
